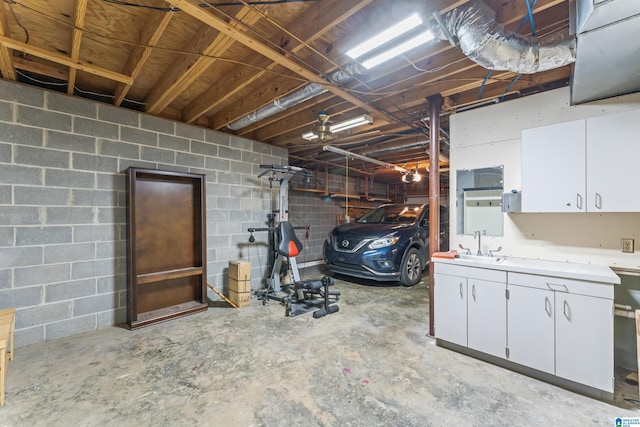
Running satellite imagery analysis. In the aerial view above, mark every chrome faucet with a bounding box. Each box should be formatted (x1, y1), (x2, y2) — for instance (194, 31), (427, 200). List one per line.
(458, 244), (471, 255)
(474, 230), (483, 255)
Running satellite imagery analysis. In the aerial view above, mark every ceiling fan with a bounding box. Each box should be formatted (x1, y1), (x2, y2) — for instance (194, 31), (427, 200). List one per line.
(302, 111), (373, 141)
(402, 163), (422, 183)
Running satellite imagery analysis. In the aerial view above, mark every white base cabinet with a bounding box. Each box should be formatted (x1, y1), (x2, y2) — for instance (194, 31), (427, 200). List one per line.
(555, 292), (614, 391)
(468, 278), (507, 359)
(506, 285), (555, 375)
(506, 272), (614, 393)
(435, 262), (615, 394)
(434, 272), (467, 347)
(434, 263), (507, 358)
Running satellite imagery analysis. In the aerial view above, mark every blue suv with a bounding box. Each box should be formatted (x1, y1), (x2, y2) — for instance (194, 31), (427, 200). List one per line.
(323, 203), (448, 286)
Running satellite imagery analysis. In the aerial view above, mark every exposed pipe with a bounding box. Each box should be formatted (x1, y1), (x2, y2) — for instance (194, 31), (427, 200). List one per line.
(434, 0), (576, 74)
(362, 141), (428, 156)
(615, 309), (635, 319)
(322, 145), (408, 172)
(227, 63), (367, 131)
(428, 94), (442, 338)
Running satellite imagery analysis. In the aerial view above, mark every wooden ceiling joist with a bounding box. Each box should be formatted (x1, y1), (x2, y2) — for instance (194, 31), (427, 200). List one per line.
(0, 2), (16, 80)
(145, 6), (260, 115)
(194, 0), (373, 128)
(165, 0), (389, 123)
(0, 35), (133, 85)
(114, 5), (174, 106)
(0, 0), (573, 183)
(67, 0), (88, 95)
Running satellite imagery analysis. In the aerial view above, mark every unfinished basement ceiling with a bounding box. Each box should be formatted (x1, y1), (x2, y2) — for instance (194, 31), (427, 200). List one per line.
(0, 0), (576, 183)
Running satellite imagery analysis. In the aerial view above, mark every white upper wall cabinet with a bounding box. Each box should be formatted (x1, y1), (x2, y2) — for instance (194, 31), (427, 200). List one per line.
(586, 109), (640, 212)
(522, 109), (640, 213)
(521, 119), (587, 212)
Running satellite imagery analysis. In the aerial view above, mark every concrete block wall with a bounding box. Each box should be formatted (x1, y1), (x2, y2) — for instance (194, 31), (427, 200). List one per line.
(0, 80), (286, 348)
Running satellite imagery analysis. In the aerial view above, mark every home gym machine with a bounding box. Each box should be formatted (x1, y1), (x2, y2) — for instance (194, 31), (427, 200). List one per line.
(247, 164), (339, 318)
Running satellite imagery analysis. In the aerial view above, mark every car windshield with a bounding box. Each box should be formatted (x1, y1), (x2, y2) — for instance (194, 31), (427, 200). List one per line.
(357, 205), (423, 224)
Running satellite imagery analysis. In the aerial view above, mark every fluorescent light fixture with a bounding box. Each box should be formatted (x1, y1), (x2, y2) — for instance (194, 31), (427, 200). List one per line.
(330, 115), (373, 133)
(302, 132), (318, 141)
(346, 14), (423, 60)
(361, 30), (434, 69)
(323, 145), (407, 172)
(303, 114), (373, 140)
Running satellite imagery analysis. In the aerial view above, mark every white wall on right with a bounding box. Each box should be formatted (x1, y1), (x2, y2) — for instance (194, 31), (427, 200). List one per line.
(449, 86), (640, 270)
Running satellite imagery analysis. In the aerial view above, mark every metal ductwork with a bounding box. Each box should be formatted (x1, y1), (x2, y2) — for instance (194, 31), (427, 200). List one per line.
(571, 0), (640, 104)
(227, 63), (366, 131)
(434, 0), (576, 74)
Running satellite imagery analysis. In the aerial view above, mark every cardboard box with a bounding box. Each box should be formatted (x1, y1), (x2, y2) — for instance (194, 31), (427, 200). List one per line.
(229, 277), (251, 293)
(229, 290), (251, 307)
(229, 260), (251, 281)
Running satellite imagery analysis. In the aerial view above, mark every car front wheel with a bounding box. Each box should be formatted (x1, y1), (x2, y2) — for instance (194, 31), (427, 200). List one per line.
(400, 247), (422, 287)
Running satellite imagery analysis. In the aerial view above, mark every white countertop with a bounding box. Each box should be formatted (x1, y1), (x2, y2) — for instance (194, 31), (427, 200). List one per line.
(432, 255), (621, 284)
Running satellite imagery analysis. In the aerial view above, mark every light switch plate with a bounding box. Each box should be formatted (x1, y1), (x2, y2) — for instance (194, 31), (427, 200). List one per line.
(622, 238), (634, 253)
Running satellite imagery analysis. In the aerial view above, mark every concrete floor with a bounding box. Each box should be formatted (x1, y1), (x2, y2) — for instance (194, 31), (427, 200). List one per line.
(1, 267), (639, 426)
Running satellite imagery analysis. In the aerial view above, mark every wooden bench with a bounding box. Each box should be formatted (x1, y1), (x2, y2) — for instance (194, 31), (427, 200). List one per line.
(0, 308), (16, 406)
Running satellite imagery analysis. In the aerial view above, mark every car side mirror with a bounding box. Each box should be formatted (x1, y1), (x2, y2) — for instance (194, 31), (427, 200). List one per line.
(421, 218), (429, 227)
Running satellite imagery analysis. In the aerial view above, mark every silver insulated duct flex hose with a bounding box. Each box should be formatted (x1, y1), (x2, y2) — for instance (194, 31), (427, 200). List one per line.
(227, 63), (367, 131)
(437, 0), (575, 74)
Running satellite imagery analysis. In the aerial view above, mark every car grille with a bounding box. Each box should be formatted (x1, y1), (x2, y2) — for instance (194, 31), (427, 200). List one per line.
(332, 235), (370, 253)
(330, 261), (369, 273)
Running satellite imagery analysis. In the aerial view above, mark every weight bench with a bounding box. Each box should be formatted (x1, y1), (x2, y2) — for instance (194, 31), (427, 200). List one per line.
(278, 221), (340, 318)
(0, 308), (16, 406)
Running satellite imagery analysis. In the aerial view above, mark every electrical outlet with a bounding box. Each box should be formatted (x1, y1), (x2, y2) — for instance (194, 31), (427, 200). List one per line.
(621, 238), (634, 253)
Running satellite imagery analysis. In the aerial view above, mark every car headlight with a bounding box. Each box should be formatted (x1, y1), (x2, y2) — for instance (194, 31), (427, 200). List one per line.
(369, 234), (399, 249)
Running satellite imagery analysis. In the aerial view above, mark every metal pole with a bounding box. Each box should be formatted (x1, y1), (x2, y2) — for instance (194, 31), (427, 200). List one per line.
(427, 94), (442, 338)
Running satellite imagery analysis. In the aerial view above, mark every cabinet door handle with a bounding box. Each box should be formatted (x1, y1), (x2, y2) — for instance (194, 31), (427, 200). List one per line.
(459, 282), (463, 298)
(595, 192), (602, 209)
(576, 193), (583, 210)
(472, 284), (476, 301)
(546, 282), (568, 293)
(563, 300), (571, 320)
(544, 296), (552, 316)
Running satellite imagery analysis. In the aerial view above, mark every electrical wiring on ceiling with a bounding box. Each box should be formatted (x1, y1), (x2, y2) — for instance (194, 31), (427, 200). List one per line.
(4, 0), (29, 43)
(3, 0), (476, 142)
(6, 0), (427, 108)
(5, 1), (320, 83)
(14, 69), (147, 105)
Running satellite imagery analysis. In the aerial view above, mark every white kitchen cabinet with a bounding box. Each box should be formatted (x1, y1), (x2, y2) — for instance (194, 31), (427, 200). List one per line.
(522, 110), (640, 213)
(433, 256), (617, 395)
(434, 272), (467, 347)
(506, 285), (555, 375)
(586, 109), (640, 212)
(521, 119), (586, 212)
(555, 292), (614, 392)
(508, 271), (614, 393)
(434, 263), (506, 355)
(467, 278), (506, 359)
